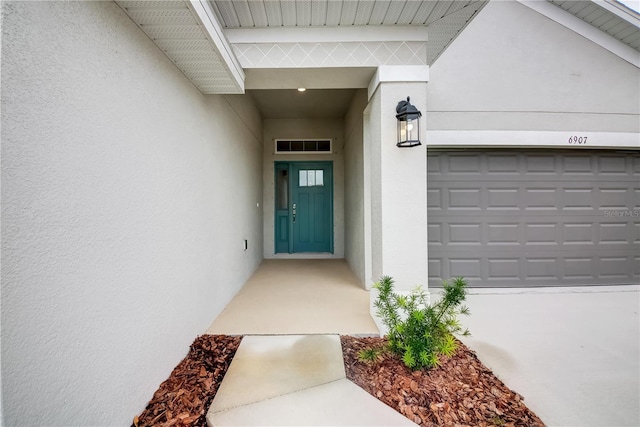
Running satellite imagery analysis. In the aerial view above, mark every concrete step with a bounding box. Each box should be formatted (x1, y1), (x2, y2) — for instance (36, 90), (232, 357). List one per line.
(207, 334), (416, 427)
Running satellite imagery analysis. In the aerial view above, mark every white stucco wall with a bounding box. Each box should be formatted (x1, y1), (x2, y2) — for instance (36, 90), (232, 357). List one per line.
(427, 0), (640, 133)
(344, 90), (368, 287)
(375, 83), (429, 290)
(367, 91), (384, 285)
(1, 2), (262, 425)
(262, 119), (345, 258)
(365, 82), (429, 334)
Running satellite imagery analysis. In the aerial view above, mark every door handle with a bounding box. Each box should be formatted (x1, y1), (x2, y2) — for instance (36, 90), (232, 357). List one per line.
(292, 203), (296, 223)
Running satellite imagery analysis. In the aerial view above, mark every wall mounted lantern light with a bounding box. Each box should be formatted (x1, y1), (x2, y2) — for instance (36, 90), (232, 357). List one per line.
(395, 96), (422, 147)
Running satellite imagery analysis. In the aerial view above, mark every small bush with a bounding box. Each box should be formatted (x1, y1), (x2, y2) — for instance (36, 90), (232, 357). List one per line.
(373, 276), (470, 370)
(357, 346), (385, 364)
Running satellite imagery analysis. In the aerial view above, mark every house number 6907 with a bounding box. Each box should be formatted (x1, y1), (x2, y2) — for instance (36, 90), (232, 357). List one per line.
(568, 136), (587, 144)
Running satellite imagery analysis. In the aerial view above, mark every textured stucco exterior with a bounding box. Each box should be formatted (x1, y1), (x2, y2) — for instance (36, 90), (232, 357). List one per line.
(1, 2), (262, 425)
(372, 82), (429, 290)
(262, 118), (345, 259)
(366, 89), (384, 286)
(343, 90), (368, 286)
(426, 0), (640, 133)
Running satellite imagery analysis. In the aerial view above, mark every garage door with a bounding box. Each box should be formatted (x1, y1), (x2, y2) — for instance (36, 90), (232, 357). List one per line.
(427, 149), (640, 287)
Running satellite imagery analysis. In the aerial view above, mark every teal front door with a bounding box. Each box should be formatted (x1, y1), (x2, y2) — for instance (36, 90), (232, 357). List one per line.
(275, 161), (333, 253)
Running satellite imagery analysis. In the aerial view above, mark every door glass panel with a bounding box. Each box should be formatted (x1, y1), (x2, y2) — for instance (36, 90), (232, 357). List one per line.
(277, 169), (288, 209)
(298, 169), (325, 187)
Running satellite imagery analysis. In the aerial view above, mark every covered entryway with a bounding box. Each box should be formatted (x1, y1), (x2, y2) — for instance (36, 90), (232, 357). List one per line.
(428, 149), (640, 287)
(205, 259), (379, 335)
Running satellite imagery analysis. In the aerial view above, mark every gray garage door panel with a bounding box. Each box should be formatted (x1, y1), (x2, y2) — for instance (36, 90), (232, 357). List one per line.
(427, 150), (640, 287)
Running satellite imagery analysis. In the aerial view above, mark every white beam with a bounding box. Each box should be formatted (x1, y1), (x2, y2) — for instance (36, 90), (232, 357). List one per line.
(224, 25), (428, 44)
(368, 65), (429, 99)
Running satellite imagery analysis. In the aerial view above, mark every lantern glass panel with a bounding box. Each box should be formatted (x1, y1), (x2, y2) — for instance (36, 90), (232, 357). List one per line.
(398, 120), (406, 143)
(407, 117), (418, 142)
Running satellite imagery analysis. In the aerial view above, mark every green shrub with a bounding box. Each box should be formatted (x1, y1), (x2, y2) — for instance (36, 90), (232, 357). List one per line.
(373, 276), (470, 370)
(357, 346), (385, 364)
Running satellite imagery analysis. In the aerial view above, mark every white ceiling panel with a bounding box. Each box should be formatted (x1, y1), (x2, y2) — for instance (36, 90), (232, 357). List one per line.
(120, 1), (185, 9)
(575, 3), (601, 19)
(326, 1), (344, 25)
(450, 1), (471, 15)
(248, 1), (269, 26)
(622, 30), (640, 44)
(140, 24), (204, 40)
(124, 8), (195, 25)
(339, 1), (359, 25)
(264, 1), (283, 26)
(234, 1), (254, 27)
(566, 0), (589, 14)
(591, 13), (615, 26)
(425, 1), (455, 25)
(154, 38), (213, 51)
(354, 1), (376, 25)
(207, 0), (487, 32)
(397, 1), (422, 25)
(281, 1), (297, 26)
(616, 24), (637, 38)
(369, 1), (391, 25)
(311, 1), (328, 26)
(214, 1), (240, 27)
(296, 0), (312, 25)
(412, 1), (437, 24)
(382, 1), (407, 25)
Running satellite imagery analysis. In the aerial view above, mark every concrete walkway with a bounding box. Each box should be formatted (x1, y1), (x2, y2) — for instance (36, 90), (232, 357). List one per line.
(206, 335), (416, 427)
(206, 259), (378, 335)
(456, 285), (640, 427)
(204, 260), (639, 426)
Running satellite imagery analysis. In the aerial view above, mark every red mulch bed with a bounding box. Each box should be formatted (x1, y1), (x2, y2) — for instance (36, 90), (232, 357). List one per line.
(341, 336), (545, 427)
(133, 334), (545, 427)
(133, 335), (242, 427)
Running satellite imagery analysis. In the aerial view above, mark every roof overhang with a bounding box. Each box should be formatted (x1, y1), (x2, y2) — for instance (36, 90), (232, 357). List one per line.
(115, 0), (244, 93)
(116, 0), (489, 94)
(117, 0), (639, 94)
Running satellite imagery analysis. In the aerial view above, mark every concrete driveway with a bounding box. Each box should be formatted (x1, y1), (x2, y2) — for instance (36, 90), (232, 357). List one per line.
(453, 285), (639, 427)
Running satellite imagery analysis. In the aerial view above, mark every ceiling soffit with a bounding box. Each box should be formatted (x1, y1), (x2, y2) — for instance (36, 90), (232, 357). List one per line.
(116, 0), (488, 93)
(209, 0), (480, 27)
(212, 1), (488, 67)
(116, 0), (244, 94)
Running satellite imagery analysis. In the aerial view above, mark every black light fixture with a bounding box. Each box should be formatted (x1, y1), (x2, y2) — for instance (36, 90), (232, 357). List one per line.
(395, 96), (422, 147)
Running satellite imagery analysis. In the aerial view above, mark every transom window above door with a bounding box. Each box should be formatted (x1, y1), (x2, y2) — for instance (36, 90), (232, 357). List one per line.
(299, 170), (324, 187)
(275, 139), (332, 153)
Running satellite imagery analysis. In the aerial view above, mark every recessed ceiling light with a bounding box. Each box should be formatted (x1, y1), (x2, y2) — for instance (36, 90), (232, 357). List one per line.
(297, 88), (306, 92)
